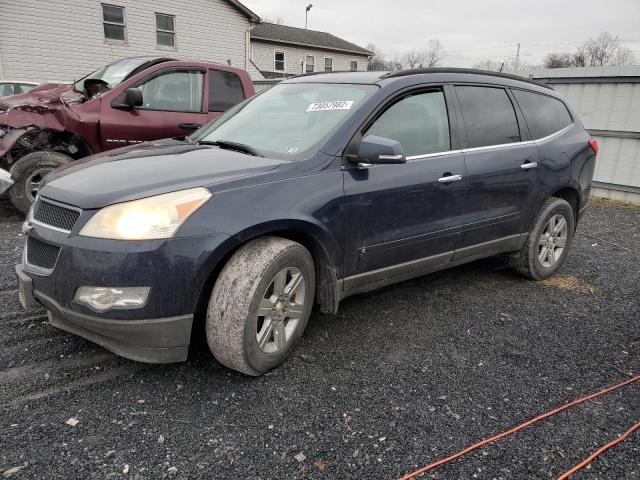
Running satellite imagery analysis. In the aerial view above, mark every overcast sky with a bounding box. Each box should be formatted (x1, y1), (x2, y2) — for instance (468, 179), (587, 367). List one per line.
(242, 0), (640, 67)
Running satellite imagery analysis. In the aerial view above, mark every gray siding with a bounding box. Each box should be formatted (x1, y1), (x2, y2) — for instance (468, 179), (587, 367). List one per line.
(251, 41), (368, 76)
(0, 0), (252, 83)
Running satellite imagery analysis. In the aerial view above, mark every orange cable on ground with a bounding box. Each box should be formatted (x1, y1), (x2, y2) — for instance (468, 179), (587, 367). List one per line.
(556, 419), (640, 480)
(399, 374), (640, 480)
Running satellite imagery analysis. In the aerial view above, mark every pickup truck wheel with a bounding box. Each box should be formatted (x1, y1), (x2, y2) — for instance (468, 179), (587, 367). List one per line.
(206, 236), (315, 376)
(9, 151), (72, 214)
(510, 197), (575, 280)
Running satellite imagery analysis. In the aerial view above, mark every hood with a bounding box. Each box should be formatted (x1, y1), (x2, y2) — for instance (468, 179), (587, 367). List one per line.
(40, 140), (284, 209)
(0, 83), (85, 130)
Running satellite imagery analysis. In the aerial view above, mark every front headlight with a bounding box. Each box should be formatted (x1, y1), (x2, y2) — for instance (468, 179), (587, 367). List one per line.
(79, 187), (212, 240)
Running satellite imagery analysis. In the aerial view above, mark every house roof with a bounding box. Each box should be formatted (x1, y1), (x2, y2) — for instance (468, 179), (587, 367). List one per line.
(251, 23), (372, 56)
(226, 0), (260, 22)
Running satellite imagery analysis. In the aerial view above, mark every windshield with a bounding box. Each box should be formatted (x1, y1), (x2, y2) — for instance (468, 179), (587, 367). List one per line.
(192, 83), (377, 160)
(73, 58), (152, 91)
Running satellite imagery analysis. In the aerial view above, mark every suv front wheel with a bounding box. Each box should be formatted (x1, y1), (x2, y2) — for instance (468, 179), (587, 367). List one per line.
(206, 236), (315, 376)
(511, 197), (576, 280)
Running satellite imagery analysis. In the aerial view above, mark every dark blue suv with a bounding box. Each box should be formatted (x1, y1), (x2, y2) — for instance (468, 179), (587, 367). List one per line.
(16, 68), (597, 375)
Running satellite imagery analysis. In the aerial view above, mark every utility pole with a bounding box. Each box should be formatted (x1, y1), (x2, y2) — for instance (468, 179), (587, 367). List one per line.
(305, 4), (313, 29)
(515, 42), (521, 70)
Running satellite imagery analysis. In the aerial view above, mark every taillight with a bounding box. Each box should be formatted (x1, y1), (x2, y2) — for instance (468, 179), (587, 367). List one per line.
(588, 138), (599, 154)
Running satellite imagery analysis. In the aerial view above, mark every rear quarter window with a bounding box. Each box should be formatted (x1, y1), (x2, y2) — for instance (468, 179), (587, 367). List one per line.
(513, 90), (573, 139)
(209, 70), (245, 112)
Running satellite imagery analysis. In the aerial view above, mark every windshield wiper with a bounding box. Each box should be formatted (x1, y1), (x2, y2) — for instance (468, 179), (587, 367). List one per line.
(198, 140), (263, 157)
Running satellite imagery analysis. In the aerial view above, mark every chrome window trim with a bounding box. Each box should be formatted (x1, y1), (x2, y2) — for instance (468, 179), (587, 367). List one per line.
(30, 197), (82, 234)
(405, 123), (573, 160)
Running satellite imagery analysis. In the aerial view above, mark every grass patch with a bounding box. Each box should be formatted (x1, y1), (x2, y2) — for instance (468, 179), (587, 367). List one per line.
(540, 275), (598, 295)
(590, 196), (640, 212)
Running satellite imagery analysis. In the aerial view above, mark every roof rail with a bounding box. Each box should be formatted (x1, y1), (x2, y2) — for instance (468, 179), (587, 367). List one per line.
(379, 68), (553, 90)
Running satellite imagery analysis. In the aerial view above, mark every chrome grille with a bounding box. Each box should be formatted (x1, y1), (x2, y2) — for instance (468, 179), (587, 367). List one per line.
(33, 198), (80, 231)
(26, 237), (61, 271)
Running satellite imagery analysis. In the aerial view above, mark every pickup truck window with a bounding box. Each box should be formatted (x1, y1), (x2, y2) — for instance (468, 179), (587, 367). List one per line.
(209, 70), (245, 112)
(138, 71), (203, 112)
(196, 83), (376, 160)
(367, 91), (450, 157)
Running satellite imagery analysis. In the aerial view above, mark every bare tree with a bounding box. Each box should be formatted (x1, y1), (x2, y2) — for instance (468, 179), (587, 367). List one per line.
(424, 39), (445, 67)
(582, 32), (635, 66)
(543, 32), (634, 68)
(402, 49), (425, 69)
(366, 43), (403, 71)
(472, 59), (503, 71)
(262, 16), (284, 25)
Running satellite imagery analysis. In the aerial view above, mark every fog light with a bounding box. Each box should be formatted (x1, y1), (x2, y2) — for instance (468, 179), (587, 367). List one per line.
(74, 286), (150, 312)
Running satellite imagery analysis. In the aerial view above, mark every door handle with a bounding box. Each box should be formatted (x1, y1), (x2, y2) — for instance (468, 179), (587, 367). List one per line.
(521, 161), (538, 170)
(178, 123), (201, 131)
(438, 174), (462, 183)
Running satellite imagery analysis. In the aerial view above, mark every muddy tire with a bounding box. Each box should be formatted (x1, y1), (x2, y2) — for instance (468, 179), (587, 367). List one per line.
(206, 236), (315, 376)
(510, 197), (575, 280)
(9, 151), (72, 214)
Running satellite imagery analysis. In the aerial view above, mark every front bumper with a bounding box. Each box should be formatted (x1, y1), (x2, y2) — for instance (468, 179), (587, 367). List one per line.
(17, 264), (193, 363)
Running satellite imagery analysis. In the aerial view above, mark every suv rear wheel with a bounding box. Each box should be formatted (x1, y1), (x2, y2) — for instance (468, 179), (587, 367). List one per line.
(9, 151), (72, 214)
(511, 197), (575, 280)
(206, 236), (315, 376)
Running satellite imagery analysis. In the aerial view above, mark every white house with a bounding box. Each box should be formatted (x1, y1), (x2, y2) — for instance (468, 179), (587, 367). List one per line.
(250, 23), (372, 79)
(0, 0), (260, 83)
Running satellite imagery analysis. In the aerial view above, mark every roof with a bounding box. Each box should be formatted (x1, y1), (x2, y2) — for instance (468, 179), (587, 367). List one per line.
(251, 23), (372, 56)
(225, 0), (260, 22)
(283, 68), (555, 92)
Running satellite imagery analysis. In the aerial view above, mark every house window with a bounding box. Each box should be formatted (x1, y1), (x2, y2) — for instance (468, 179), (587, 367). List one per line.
(156, 13), (176, 48)
(102, 4), (126, 41)
(350, 60), (358, 71)
(274, 51), (285, 72)
(305, 55), (315, 73)
(324, 57), (333, 72)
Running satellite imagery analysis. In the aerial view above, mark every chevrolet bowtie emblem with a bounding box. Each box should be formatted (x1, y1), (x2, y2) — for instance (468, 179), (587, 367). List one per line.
(21, 221), (33, 235)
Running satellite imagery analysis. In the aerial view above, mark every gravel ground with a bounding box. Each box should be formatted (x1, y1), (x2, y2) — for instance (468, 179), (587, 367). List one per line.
(0, 198), (638, 479)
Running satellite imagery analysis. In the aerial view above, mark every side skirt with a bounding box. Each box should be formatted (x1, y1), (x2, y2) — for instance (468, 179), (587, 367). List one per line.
(338, 233), (528, 301)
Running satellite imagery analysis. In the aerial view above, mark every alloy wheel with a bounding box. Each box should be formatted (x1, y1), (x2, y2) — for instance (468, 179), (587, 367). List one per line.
(25, 167), (53, 203)
(538, 214), (568, 268)
(255, 267), (306, 353)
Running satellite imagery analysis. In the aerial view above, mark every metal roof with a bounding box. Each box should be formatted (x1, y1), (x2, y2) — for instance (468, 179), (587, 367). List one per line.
(250, 23), (372, 56)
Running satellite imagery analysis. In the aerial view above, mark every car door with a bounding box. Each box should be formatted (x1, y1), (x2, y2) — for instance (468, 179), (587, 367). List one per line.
(99, 68), (209, 150)
(342, 87), (467, 292)
(452, 85), (540, 262)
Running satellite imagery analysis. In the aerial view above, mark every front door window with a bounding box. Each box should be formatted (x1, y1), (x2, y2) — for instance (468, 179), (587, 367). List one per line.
(137, 71), (203, 112)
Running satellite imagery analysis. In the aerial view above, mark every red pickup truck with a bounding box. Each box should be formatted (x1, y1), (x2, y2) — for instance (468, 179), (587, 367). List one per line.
(0, 57), (255, 213)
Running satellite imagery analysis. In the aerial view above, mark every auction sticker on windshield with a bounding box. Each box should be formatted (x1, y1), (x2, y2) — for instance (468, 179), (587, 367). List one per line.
(306, 100), (354, 112)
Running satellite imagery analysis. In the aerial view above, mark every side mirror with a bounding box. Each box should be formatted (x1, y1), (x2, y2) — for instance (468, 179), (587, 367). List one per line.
(355, 135), (406, 166)
(112, 88), (143, 109)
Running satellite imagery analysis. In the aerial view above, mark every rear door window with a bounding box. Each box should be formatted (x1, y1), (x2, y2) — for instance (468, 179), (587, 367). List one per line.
(209, 70), (245, 112)
(17, 83), (35, 94)
(513, 90), (573, 139)
(366, 90), (451, 157)
(455, 86), (520, 148)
